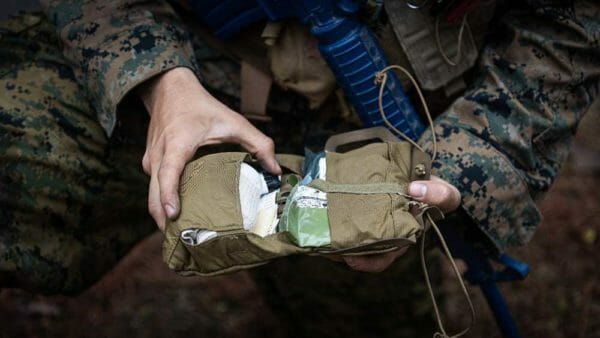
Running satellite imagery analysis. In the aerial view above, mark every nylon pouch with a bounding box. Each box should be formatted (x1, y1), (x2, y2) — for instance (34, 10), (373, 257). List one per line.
(163, 128), (432, 276)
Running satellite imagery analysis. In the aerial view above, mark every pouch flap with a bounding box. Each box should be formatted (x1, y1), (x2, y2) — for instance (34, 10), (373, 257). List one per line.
(174, 152), (247, 232)
(324, 142), (430, 250)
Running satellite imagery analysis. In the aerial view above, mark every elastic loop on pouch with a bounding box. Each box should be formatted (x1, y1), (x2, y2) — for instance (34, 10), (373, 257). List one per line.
(308, 179), (410, 197)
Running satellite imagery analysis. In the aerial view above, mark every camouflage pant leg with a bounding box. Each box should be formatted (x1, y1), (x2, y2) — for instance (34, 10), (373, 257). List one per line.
(250, 247), (439, 338)
(0, 14), (154, 295)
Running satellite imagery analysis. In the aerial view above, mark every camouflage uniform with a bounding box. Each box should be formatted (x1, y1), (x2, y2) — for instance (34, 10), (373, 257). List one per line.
(0, 0), (599, 336)
(419, 2), (600, 253)
(0, 13), (154, 294)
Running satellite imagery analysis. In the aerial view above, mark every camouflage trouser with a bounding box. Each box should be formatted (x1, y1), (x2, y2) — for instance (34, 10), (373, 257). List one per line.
(0, 13), (437, 336)
(0, 14), (154, 294)
(251, 250), (440, 338)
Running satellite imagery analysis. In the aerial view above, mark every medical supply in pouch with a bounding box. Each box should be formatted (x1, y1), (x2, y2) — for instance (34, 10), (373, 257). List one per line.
(163, 127), (433, 275)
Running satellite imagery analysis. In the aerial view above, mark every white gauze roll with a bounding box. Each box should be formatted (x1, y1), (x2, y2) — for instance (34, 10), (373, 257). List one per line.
(238, 163), (269, 230)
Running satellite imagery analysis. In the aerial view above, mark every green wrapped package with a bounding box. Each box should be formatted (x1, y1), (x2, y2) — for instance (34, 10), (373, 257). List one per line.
(280, 185), (331, 248)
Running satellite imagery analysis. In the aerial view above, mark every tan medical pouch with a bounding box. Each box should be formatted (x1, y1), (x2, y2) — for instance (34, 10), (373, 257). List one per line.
(163, 128), (432, 276)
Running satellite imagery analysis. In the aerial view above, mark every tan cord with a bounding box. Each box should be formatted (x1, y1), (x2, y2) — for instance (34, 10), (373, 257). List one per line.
(374, 65), (437, 162)
(434, 14), (474, 67)
(374, 66), (474, 337)
(421, 213), (475, 338)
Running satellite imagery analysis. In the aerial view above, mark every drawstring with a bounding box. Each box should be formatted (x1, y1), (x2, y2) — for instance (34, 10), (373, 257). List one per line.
(374, 65), (437, 162)
(403, 0), (474, 68)
(435, 14), (474, 67)
(375, 66), (474, 337)
(422, 213), (475, 338)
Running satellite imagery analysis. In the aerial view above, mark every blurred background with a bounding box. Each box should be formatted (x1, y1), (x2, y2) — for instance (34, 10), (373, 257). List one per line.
(3, 0), (39, 19)
(1, 2), (598, 337)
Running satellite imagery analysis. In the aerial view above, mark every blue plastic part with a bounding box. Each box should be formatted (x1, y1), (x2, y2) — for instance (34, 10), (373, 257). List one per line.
(214, 8), (266, 38)
(190, 0), (267, 39)
(316, 23), (424, 139)
(191, 0), (425, 140)
(258, 0), (425, 140)
(496, 254), (530, 282)
(479, 282), (523, 338)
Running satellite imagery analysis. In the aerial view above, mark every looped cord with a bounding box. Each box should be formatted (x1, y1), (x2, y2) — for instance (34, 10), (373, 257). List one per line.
(434, 14), (475, 67)
(422, 213), (475, 338)
(374, 65), (437, 162)
(374, 67), (474, 337)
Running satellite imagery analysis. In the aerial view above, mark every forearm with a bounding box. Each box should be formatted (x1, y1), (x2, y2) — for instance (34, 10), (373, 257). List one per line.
(41, 0), (199, 135)
(420, 1), (600, 252)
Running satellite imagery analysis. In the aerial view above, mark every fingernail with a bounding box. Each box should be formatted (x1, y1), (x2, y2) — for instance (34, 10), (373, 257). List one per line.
(164, 203), (177, 219)
(409, 183), (427, 199)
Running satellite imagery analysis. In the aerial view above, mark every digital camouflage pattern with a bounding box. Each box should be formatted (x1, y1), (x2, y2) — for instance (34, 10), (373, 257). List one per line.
(0, 14), (153, 294)
(0, 0), (598, 327)
(40, 0), (199, 135)
(419, 1), (600, 252)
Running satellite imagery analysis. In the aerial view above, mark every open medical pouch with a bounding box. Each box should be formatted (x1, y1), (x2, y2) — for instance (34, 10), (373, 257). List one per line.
(162, 126), (475, 337)
(163, 127), (433, 275)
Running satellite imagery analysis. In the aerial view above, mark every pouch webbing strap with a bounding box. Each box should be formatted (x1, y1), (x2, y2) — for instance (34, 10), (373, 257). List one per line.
(324, 127), (400, 152)
(308, 179), (409, 196)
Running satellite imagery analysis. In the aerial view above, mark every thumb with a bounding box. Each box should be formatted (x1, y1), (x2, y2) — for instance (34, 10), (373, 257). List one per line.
(408, 176), (461, 213)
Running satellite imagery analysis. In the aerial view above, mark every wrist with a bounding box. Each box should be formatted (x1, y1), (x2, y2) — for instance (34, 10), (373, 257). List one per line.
(138, 67), (201, 116)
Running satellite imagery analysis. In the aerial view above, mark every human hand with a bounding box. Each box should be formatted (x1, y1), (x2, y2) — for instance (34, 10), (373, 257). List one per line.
(343, 176), (460, 272)
(140, 67), (281, 231)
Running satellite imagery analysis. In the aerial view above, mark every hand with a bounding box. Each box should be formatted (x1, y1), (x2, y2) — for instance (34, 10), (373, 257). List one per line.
(343, 175), (461, 272)
(140, 67), (281, 231)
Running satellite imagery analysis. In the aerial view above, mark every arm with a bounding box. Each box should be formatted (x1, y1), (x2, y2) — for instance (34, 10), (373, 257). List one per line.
(348, 1), (599, 272)
(419, 1), (600, 253)
(40, 0), (198, 135)
(41, 1), (280, 229)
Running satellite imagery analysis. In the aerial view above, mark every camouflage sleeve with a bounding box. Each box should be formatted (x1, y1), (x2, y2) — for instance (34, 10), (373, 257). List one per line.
(419, 1), (600, 252)
(40, 0), (199, 135)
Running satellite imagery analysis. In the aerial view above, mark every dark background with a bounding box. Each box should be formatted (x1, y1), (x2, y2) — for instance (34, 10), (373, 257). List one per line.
(1, 2), (599, 337)
(3, 0), (39, 20)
